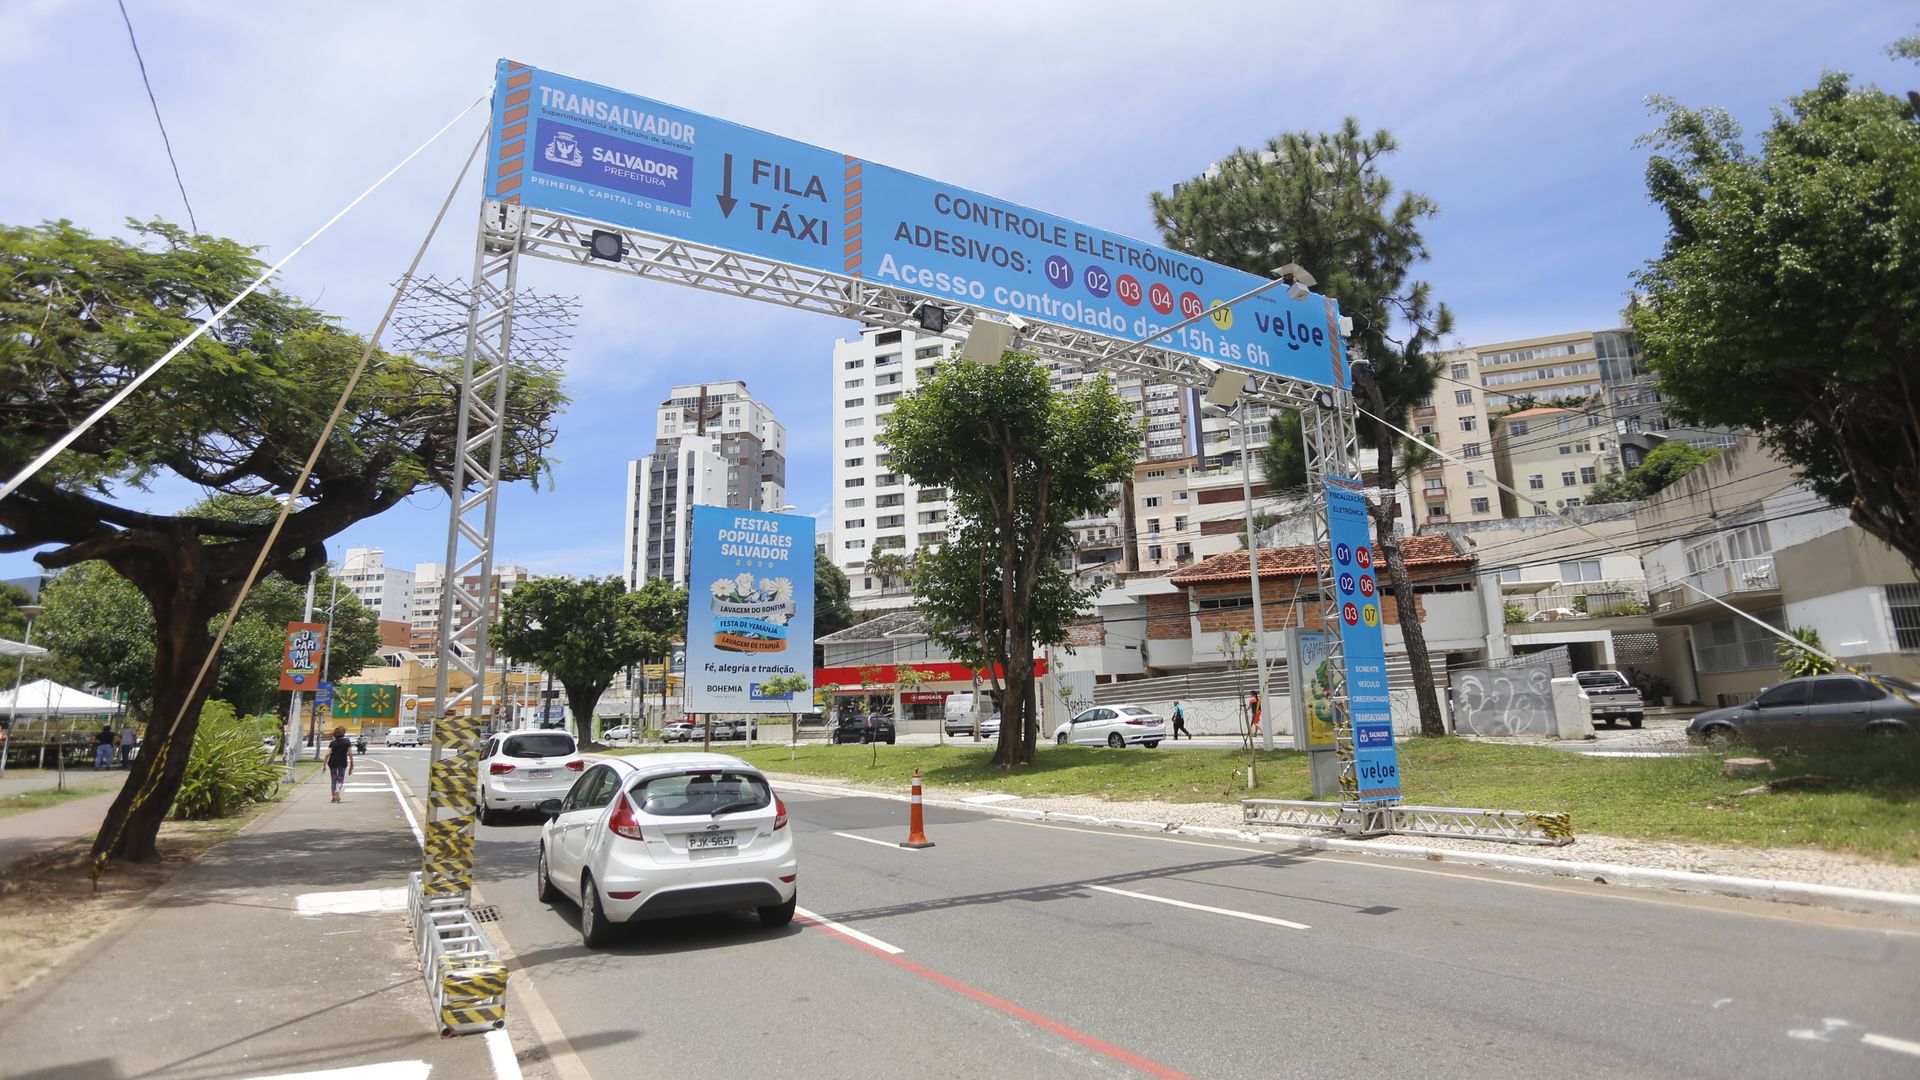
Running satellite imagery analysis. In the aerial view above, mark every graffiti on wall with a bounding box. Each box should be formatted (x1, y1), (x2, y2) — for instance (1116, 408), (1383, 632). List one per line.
(1450, 665), (1556, 737)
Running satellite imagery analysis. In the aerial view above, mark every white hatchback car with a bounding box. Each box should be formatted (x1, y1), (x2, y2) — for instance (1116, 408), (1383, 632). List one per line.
(477, 730), (584, 824)
(536, 753), (797, 948)
(1054, 704), (1167, 748)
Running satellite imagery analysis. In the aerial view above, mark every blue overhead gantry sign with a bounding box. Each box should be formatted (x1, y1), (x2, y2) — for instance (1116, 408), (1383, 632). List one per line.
(486, 61), (1347, 386)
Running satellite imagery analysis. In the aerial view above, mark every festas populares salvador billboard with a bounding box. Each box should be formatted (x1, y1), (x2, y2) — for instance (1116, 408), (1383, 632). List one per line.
(684, 506), (814, 714)
(485, 61), (1347, 388)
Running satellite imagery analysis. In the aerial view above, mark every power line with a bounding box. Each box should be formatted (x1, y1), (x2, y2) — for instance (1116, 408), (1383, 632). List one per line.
(115, 0), (197, 234)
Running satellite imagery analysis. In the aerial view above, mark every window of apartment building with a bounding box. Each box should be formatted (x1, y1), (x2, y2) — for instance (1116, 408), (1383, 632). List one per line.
(1467, 471), (1483, 486)
(844, 457), (864, 468)
(1459, 416), (1477, 432)
(844, 497), (865, 507)
(1418, 424), (1435, 437)
(844, 518), (866, 529)
(1560, 559), (1603, 583)
(875, 372), (902, 386)
(1144, 495), (1161, 508)
(1558, 444), (1573, 455)
(844, 437), (864, 447)
(1557, 417), (1573, 432)
(845, 417), (863, 428)
(1174, 490), (1189, 502)
(876, 392), (901, 406)
(1144, 469), (1165, 479)
(875, 353), (901, 367)
(876, 493), (905, 507)
(1174, 515), (1187, 531)
(844, 397), (864, 408)
(915, 345), (943, 359)
(1528, 474), (1545, 490)
(1462, 442), (1482, 458)
(918, 488), (947, 502)
(1887, 583), (1920, 650)
(1564, 497), (1582, 507)
(1588, 414), (1605, 427)
(844, 539), (866, 550)
(1580, 466), (1597, 484)
(1146, 518), (1161, 534)
(1509, 419), (1530, 436)
(877, 473), (902, 486)
(1470, 497), (1491, 514)
(1197, 594), (1253, 611)
(1695, 608), (1786, 672)
(1415, 395), (1433, 409)
(1450, 362), (1470, 380)
(1148, 545), (1164, 561)
(877, 514), (905, 528)
(1533, 505), (1550, 517)
(1424, 477), (1445, 492)
(875, 536), (906, 550)
(1561, 471), (1577, 486)
(844, 359), (864, 370)
(919, 532), (946, 546)
(875, 330), (902, 345)
(1177, 542), (1193, 557)
(1454, 389), (1473, 405)
(845, 477), (865, 488)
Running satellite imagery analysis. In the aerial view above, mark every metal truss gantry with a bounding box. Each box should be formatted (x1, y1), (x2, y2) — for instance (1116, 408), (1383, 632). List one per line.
(1299, 398), (1365, 801)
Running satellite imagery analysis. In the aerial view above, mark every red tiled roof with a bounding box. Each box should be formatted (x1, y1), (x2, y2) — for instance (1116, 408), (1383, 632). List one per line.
(1169, 534), (1474, 585)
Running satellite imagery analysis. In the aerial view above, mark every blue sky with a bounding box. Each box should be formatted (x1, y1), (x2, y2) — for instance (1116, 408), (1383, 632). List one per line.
(2, 2), (1914, 583)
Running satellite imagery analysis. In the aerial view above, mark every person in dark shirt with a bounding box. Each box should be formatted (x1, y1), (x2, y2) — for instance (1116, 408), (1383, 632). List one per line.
(326, 726), (354, 802)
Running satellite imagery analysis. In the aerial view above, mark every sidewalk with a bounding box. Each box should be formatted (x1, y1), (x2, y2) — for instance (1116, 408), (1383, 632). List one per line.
(0, 766), (129, 801)
(0, 765), (498, 1080)
(0, 772), (127, 868)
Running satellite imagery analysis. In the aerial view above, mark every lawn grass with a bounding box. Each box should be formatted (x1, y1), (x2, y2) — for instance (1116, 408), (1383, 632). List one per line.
(610, 737), (1920, 863)
(0, 785), (118, 821)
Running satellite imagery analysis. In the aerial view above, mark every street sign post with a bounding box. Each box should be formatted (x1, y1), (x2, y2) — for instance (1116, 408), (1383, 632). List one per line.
(1325, 478), (1401, 803)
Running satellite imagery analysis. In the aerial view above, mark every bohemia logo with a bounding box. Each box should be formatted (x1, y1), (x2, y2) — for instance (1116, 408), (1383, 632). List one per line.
(708, 573), (796, 654)
(543, 130), (583, 167)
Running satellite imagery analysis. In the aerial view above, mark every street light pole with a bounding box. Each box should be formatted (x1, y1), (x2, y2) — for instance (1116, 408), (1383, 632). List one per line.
(285, 570), (316, 778)
(1209, 402), (1275, 753)
(313, 573), (338, 760)
(3, 603), (44, 781)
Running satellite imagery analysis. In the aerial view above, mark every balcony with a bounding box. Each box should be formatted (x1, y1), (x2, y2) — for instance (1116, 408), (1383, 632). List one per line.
(1412, 404), (1437, 419)
(1650, 556), (1779, 614)
(1423, 459), (1445, 474)
(1422, 486), (1447, 500)
(1504, 584), (1651, 622)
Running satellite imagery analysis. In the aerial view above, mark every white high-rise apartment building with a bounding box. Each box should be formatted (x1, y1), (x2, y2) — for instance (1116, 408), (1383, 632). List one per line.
(832, 326), (1199, 608)
(624, 381), (787, 589)
(339, 547), (414, 624)
(411, 562), (443, 648)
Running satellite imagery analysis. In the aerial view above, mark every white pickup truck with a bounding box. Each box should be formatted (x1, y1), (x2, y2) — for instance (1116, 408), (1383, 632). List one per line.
(1575, 670), (1646, 729)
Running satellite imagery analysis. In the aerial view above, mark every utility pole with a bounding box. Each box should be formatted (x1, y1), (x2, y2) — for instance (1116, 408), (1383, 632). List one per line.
(313, 572), (337, 759)
(285, 570), (316, 779)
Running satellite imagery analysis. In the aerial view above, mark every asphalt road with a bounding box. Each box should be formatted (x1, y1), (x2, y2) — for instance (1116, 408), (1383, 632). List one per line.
(376, 748), (1920, 1079)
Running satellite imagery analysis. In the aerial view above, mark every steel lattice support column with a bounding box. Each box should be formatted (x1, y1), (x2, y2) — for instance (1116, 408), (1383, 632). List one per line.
(1300, 393), (1363, 801)
(425, 200), (524, 899)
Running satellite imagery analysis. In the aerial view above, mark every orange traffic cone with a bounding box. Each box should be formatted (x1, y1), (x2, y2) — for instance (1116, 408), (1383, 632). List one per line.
(902, 767), (935, 849)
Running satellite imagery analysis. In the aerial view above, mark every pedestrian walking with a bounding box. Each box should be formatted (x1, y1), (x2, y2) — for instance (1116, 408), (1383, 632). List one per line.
(1247, 691), (1262, 737)
(326, 726), (353, 802)
(94, 725), (115, 770)
(1170, 700), (1192, 740)
(120, 724), (136, 766)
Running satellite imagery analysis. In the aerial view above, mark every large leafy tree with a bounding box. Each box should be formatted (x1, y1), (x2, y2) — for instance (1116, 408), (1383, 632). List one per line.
(1585, 441), (1721, 504)
(1152, 120), (1453, 736)
(884, 354), (1139, 767)
(33, 559), (379, 720)
(812, 549), (854, 667)
(0, 219), (563, 862)
(1629, 48), (1920, 574)
(627, 575), (688, 718)
(495, 576), (663, 745)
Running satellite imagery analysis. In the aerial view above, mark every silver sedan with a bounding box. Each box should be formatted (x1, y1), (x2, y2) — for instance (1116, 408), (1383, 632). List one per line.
(1053, 704), (1166, 748)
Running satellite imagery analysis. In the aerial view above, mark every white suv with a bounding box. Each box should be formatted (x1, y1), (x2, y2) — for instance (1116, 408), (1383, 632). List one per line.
(477, 730), (584, 824)
(536, 753), (797, 948)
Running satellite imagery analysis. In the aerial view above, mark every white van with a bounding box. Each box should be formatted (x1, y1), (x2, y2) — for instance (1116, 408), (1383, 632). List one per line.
(943, 694), (998, 737)
(385, 726), (421, 747)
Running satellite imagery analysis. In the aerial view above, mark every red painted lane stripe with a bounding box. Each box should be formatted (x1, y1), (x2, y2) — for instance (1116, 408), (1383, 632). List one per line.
(798, 915), (1192, 1080)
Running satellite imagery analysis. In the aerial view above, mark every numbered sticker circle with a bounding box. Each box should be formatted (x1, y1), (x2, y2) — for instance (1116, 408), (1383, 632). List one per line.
(1178, 291), (1204, 319)
(1362, 603), (1379, 628)
(1115, 274), (1143, 307)
(1208, 299), (1233, 330)
(1148, 282), (1174, 314)
(1356, 545), (1373, 569)
(1044, 255), (1073, 290)
(1358, 574), (1375, 598)
(1338, 572), (1355, 594)
(1083, 265), (1112, 299)
(1343, 602), (1360, 626)
(1334, 542), (1352, 565)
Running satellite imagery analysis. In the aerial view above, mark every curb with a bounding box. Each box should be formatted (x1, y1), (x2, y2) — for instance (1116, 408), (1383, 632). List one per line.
(767, 777), (1920, 922)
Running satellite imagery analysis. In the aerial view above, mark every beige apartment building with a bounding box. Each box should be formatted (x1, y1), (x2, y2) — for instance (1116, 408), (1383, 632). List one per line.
(1411, 349), (1500, 527)
(1490, 406), (1620, 517)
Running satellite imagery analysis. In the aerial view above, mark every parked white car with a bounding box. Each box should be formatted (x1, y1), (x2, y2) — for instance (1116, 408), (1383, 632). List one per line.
(600, 725), (636, 742)
(477, 730), (584, 824)
(536, 753), (797, 948)
(1053, 704), (1166, 748)
(384, 726), (421, 747)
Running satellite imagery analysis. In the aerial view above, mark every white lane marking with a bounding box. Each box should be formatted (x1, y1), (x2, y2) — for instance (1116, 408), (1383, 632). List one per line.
(359, 759), (423, 847)
(340, 783), (388, 791)
(294, 888), (408, 917)
(1863, 1033), (1920, 1057)
(961, 793), (1023, 805)
(834, 830), (921, 850)
(1089, 884), (1310, 930)
(796, 905), (905, 954)
(996, 820), (1920, 935)
(486, 1027), (525, 1079)
(1787, 1017), (1855, 1041)
(243, 1062), (430, 1080)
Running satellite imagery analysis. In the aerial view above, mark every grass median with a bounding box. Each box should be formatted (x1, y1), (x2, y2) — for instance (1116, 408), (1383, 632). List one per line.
(610, 737), (1920, 863)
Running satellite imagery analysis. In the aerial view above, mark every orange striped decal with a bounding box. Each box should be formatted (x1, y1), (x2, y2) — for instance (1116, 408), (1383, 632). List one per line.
(498, 175), (523, 194)
(505, 88), (530, 107)
(502, 121), (526, 140)
(496, 158), (521, 178)
(507, 60), (529, 71)
(504, 105), (528, 123)
(499, 140), (524, 161)
(843, 158), (864, 277)
(845, 222), (862, 241)
(506, 69), (532, 90)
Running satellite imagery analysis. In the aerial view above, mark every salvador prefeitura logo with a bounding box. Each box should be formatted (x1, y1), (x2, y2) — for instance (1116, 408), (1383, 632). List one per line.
(707, 572), (796, 653)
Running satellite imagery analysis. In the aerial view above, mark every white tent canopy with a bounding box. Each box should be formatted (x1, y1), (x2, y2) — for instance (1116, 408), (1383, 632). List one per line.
(0, 638), (48, 659)
(0, 678), (122, 716)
